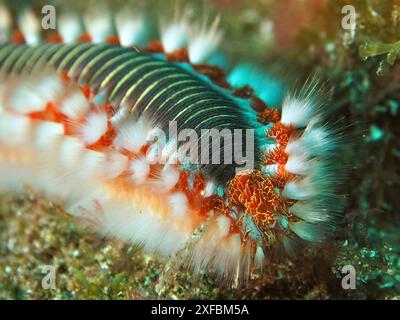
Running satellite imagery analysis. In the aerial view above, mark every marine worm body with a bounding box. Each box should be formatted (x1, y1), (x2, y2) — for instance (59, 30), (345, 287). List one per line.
(0, 4), (344, 281)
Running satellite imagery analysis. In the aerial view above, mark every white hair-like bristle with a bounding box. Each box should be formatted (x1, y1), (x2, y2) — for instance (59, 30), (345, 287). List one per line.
(0, 112), (32, 146)
(18, 9), (41, 45)
(129, 158), (150, 184)
(9, 85), (48, 114)
(290, 201), (330, 223)
(0, 3), (11, 43)
(58, 136), (85, 170)
(161, 8), (191, 53)
(216, 215), (231, 238)
(79, 149), (107, 179)
(281, 79), (327, 128)
(114, 119), (150, 153)
(280, 96), (318, 128)
(190, 229), (244, 280)
(286, 121), (335, 158)
(33, 121), (64, 150)
(115, 10), (146, 47)
(80, 111), (108, 145)
(254, 246), (265, 270)
(104, 151), (129, 179)
(84, 6), (113, 43)
(283, 165), (334, 201)
(168, 192), (188, 219)
(58, 13), (82, 43)
(95, 193), (188, 255)
(289, 221), (325, 242)
(188, 15), (222, 64)
(152, 165), (180, 192)
(8, 73), (63, 114)
(285, 152), (314, 175)
(60, 89), (91, 120)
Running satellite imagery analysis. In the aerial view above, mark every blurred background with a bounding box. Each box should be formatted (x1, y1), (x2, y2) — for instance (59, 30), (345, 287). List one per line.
(0, 0), (399, 299)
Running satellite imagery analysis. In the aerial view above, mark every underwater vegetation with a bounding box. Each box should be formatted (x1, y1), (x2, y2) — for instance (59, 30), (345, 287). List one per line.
(0, 0), (399, 299)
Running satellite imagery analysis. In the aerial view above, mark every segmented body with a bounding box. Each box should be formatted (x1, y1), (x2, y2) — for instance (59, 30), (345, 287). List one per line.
(0, 4), (344, 281)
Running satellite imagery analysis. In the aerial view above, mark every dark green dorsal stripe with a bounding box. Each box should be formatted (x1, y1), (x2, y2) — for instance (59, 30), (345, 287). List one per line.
(0, 43), (254, 133)
(0, 43), (262, 182)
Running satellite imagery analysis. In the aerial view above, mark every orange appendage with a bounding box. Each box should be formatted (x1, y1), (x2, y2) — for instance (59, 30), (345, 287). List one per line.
(267, 122), (294, 147)
(145, 40), (164, 53)
(45, 32), (63, 43)
(78, 33), (92, 43)
(28, 102), (67, 123)
(106, 35), (120, 45)
(264, 145), (288, 165)
(193, 64), (231, 89)
(87, 122), (117, 151)
(81, 85), (91, 99)
(227, 170), (280, 225)
(60, 71), (70, 82)
(233, 85), (254, 99)
(258, 108), (280, 124)
(167, 47), (189, 62)
(193, 172), (206, 195)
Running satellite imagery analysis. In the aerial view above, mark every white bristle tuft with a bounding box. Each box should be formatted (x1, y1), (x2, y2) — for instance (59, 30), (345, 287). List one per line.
(281, 78), (328, 128)
(58, 137), (85, 170)
(60, 89), (90, 120)
(79, 150), (106, 179)
(115, 10), (146, 47)
(217, 234), (242, 276)
(84, 6), (113, 43)
(0, 113), (31, 146)
(289, 221), (324, 242)
(152, 165), (180, 192)
(216, 215), (231, 238)
(281, 96), (318, 128)
(9, 85), (47, 114)
(255, 246), (265, 269)
(188, 15), (222, 64)
(283, 166), (334, 201)
(94, 194), (188, 255)
(58, 13), (82, 43)
(34, 121), (63, 150)
(36, 73), (63, 101)
(129, 158), (150, 184)
(115, 119), (150, 153)
(190, 224), (244, 280)
(8, 73), (63, 114)
(18, 9), (41, 45)
(290, 201), (330, 223)
(0, 3), (11, 43)
(283, 178), (313, 201)
(80, 111), (108, 145)
(161, 9), (192, 53)
(104, 151), (128, 179)
(285, 153), (314, 175)
(286, 122), (335, 158)
(168, 192), (188, 219)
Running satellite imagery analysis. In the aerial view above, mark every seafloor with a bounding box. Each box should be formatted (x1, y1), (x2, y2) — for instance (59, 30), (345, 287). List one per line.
(0, 0), (399, 299)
